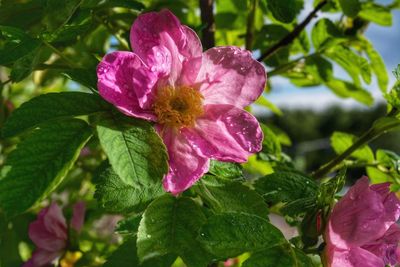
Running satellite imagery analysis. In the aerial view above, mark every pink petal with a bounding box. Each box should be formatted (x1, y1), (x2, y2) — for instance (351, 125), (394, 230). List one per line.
(42, 203), (67, 240)
(23, 249), (63, 267)
(196, 46), (266, 108)
(327, 177), (388, 249)
(29, 220), (67, 252)
(182, 104), (263, 163)
(97, 51), (157, 120)
(371, 181), (400, 228)
(130, 10), (202, 85)
(362, 224), (400, 266)
(326, 246), (384, 267)
(71, 201), (86, 233)
(159, 127), (210, 194)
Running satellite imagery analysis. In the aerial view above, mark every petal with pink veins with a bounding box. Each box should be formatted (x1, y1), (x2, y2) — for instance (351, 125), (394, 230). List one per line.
(182, 104), (263, 163)
(159, 127), (209, 194)
(327, 177), (388, 249)
(97, 51), (158, 119)
(196, 46), (266, 108)
(130, 10), (202, 85)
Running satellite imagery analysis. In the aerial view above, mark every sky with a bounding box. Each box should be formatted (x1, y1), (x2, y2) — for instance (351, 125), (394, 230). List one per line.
(263, 0), (400, 111)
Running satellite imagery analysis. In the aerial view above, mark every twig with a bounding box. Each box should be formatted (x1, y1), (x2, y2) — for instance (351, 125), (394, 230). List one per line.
(199, 0), (215, 50)
(312, 115), (400, 179)
(245, 0), (258, 50)
(42, 41), (78, 68)
(257, 0), (328, 62)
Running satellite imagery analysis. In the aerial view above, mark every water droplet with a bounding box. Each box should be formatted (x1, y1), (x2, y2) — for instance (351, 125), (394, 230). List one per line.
(151, 66), (157, 72)
(146, 234), (152, 238)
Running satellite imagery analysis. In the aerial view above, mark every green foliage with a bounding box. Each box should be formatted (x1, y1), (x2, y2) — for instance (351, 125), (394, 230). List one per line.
(2, 92), (109, 138)
(195, 176), (269, 218)
(198, 212), (286, 259)
(359, 2), (392, 26)
(266, 0), (302, 23)
(242, 245), (315, 267)
(330, 131), (374, 161)
(208, 160), (243, 180)
(0, 119), (92, 217)
(0, 26), (41, 65)
(96, 112), (169, 187)
(137, 195), (213, 267)
(93, 163), (165, 214)
(338, 0), (361, 17)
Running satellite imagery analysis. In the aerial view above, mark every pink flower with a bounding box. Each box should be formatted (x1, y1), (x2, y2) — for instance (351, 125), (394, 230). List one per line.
(23, 202), (85, 267)
(325, 177), (400, 267)
(97, 10), (265, 194)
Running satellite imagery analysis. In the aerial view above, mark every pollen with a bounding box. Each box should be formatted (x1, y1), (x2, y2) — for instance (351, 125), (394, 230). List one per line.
(153, 85), (204, 128)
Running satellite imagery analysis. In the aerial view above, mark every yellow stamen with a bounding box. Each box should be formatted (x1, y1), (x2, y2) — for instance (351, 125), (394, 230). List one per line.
(153, 85), (204, 128)
(60, 251), (82, 267)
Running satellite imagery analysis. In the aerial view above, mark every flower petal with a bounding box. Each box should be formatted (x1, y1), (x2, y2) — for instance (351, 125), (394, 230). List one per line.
(182, 104), (263, 163)
(42, 203), (67, 240)
(159, 127), (209, 194)
(327, 177), (387, 248)
(71, 201), (86, 233)
(23, 249), (63, 267)
(97, 51), (157, 119)
(196, 46), (266, 108)
(326, 246), (384, 267)
(29, 220), (66, 252)
(362, 224), (400, 266)
(371, 181), (400, 228)
(130, 10), (202, 85)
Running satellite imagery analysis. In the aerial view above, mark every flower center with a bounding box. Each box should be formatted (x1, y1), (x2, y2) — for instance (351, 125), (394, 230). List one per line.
(153, 85), (204, 128)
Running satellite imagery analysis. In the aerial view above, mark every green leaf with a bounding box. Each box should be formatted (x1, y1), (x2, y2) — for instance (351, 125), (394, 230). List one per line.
(96, 112), (168, 187)
(0, 119), (92, 217)
(195, 177), (269, 218)
(2, 92), (109, 138)
(326, 45), (371, 86)
(62, 68), (98, 92)
(325, 79), (373, 106)
(81, 0), (145, 10)
(254, 96), (283, 116)
(94, 164), (164, 214)
(311, 19), (343, 50)
(42, 19), (93, 43)
(394, 64), (400, 81)
(198, 212), (286, 259)
(44, 0), (82, 31)
(115, 215), (142, 236)
(330, 131), (374, 161)
(362, 38), (389, 92)
(338, 0), (361, 17)
(260, 123), (282, 160)
(306, 55), (334, 82)
(104, 237), (176, 267)
(243, 245), (315, 267)
(359, 2), (392, 26)
(0, 26), (41, 65)
(267, 0), (302, 23)
(137, 195), (213, 267)
(254, 171), (318, 204)
(208, 160), (243, 180)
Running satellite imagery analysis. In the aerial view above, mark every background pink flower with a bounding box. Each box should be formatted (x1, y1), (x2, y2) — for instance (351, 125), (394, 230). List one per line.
(23, 202), (85, 267)
(325, 176), (400, 267)
(97, 10), (266, 194)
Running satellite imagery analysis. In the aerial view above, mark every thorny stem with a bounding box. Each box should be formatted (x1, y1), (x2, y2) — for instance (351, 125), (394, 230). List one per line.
(199, 0), (215, 50)
(245, 0), (258, 50)
(257, 0), (328, 62)
(312, 110), (400, 179)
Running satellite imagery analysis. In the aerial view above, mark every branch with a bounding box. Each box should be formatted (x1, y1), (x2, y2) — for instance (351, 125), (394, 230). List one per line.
(257, 0), (328, 62)
(245, 0), (258, 50)
(199, 0), (215, 50)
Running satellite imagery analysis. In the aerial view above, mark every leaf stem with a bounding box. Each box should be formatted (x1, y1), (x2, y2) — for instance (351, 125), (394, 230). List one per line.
(245, 0), (258, 50)
(257, 0), (328, 62)
(199, 0), (216, 50)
